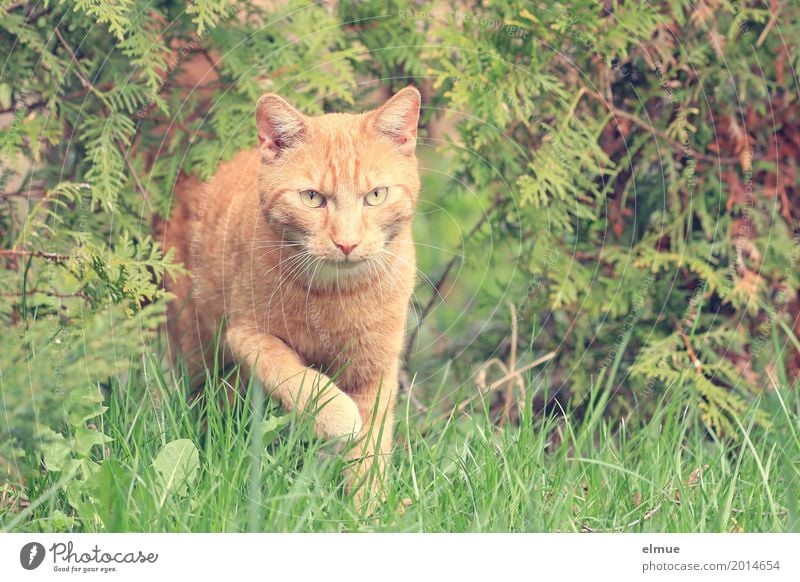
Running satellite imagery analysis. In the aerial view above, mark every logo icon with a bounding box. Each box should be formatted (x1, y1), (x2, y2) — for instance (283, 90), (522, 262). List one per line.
(20, 542), (46, 570)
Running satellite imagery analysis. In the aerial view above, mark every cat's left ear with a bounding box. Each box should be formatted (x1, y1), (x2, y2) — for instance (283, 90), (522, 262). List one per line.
(255, 93), (308, 161)
(371, 86), (421, 155)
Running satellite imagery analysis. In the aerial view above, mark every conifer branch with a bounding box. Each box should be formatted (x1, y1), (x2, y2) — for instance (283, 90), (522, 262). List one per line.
(54, 26), (154, 212)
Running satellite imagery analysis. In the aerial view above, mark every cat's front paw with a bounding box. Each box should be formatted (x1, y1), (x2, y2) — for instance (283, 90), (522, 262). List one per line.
(312, 390), (363, 441)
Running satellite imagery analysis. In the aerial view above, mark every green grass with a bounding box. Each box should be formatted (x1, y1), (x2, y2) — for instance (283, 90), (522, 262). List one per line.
(5, 355), (798, 534)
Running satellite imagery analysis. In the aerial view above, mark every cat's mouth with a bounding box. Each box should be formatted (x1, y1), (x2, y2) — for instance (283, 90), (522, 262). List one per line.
(311, 258), (372, 284)
(332, 258), (366, 268)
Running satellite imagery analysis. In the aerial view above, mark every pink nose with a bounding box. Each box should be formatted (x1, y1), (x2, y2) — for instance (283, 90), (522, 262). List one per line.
(333, 240), (358, 256)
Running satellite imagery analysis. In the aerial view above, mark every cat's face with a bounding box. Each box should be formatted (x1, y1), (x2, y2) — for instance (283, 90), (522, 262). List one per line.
(255, 88), (421, 278)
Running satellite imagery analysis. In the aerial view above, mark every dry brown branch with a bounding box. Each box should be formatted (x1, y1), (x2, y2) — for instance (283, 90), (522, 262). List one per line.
(0, 249), (69, 261)
(2, 288), (87, 299)
(583, 89), (739, 165)
(673, 315), (704, 376)
(466, 303), (556, 422)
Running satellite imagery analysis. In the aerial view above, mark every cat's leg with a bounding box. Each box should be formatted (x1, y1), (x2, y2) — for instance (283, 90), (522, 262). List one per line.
(227, 325), (362, 440)
(344, 364), (399, 511)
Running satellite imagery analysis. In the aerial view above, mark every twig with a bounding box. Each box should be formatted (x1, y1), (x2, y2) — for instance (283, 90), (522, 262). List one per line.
(485, 351), (557, 392)
(173, 121), (214, 140)
(583, 89), (739, 165)
(407, 390), (427, 414)
(0, 249), (69, 261)
(0, 83), (116, 115)
(756, 6), (780, 48)
(2, 288), (87, 300)
(459, 349), (556, 422)
(0, 189), (46, 199)
(198, 49), (220, 73)
(621, 502), (662, 530)
(406, 374), (428, 413)
(2, 1), (30, 12)
(672, 315), (703, 376)
(122, 152), (154, 212)
(0, 99), (45, 115)
(54, 27), (94, 91)
(502, 301), (520, 424)
(617, 465), (707, 531)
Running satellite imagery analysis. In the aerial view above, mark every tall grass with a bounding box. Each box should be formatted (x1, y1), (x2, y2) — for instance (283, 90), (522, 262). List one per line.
(5, 350), (797, 533)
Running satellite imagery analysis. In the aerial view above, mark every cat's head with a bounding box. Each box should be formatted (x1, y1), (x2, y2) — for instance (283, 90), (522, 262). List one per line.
(255, 87), (421, 277)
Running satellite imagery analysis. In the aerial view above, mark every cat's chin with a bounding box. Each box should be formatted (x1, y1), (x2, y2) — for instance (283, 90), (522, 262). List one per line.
(310, 260), (372, 287)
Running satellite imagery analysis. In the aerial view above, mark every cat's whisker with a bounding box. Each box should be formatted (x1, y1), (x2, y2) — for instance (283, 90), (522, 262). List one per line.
(375, 251), (424, 339)
(282, 254), (316, 289)
(259, 251), (309, 280)
(304, 258), (323, 314)
(243, 240), (305, 248)
(381, 248), (446, 305)
(374, 253), (409, 317)
(412, 241), (464, 257)
(231, 240), (306, 256)
(255, 248), (301, 266)
(273, 255), (309, 338)
(367, 257), (386, 313)
(373, 253), (400, 287)
(234, 241), (306, 258)
(263, 252), (315, 316)
(264, 260), (307, 327)
(335, 263), (345, 312)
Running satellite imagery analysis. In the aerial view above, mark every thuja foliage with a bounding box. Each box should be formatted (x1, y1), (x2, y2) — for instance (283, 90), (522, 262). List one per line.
(337, 0), (800, 434)
(0, 0), (798, 511)
(0, 0), (362, 492)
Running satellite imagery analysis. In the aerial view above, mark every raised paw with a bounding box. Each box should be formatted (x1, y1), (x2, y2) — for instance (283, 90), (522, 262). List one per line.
(312, 391), (362, 441)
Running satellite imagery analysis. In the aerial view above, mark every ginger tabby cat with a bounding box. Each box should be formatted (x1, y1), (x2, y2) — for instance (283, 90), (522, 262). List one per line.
(161, 87), (421, 508)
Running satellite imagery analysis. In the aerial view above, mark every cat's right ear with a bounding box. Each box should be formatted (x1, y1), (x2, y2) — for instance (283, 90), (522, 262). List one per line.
(255, 94), (308, 161)
(370, 86), (421, 156)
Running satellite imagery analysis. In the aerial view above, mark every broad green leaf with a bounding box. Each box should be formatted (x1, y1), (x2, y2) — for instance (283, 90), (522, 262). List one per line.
(260, 415), (291, 443)
(39, 428), (72, 472)
(74, 425), (113, 457)
(153, 439), (200, 497)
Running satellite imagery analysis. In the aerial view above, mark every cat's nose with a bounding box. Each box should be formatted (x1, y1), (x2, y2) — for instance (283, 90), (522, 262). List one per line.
(333, 239), (359, 256)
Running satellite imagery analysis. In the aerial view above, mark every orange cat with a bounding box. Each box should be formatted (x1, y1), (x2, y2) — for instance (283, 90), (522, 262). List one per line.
(160, 87), (421, 507)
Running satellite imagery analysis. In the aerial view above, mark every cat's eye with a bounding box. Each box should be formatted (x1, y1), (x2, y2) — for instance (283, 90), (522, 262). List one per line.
(364, 187), (388, 206)
(299, 190), (325, 208)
